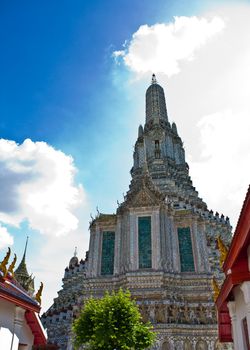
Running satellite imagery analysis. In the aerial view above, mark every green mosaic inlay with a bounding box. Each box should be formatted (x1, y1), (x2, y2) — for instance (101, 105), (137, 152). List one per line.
(101, 231), (115, 275)
(138, 216), (152, 269)
(178, 227), (195, 272)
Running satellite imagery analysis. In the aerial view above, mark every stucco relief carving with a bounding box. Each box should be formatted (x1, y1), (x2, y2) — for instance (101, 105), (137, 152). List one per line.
(132, 188), (161, 207)
(139, 301), (216, 325)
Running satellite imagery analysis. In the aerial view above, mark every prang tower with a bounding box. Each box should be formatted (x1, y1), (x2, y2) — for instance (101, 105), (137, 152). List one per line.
(43, 76), (232, 350)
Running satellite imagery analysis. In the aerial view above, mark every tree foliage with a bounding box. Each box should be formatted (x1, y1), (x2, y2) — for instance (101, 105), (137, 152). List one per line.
(72, 289), (156, 350)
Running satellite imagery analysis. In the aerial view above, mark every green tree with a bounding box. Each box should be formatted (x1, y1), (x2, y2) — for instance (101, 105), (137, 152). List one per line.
(72, 289), (156, 350)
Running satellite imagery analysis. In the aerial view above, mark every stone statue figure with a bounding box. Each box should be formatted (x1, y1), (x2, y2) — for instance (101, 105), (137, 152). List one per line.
(197, 304), (206, 324)
(196, 340), (208, 350)
(149, 304), (155, 323)
(189, 308), (196, 324)
(155, 304), (166, 323)
(140, 304), (149, 323)
(183, 303), (190, 324)
(169, 303), (179, 323)
(205, 307), (214, 324)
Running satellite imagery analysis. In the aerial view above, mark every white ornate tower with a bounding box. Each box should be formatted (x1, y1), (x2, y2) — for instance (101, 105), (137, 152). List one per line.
(85, 76), (232, 349)
(43, 76), (232, 350)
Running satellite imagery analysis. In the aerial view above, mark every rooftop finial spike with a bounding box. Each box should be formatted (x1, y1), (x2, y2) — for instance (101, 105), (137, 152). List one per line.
(15, 236), (34, 294)
(151, 73), (157, 84)
(23, 236), (29, 260)
(74, 247), (77, 257)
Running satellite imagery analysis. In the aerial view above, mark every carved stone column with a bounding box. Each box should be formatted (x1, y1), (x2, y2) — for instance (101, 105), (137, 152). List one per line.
(164, 213), (172, 271)
(14, 306), (25, 332)
(124, 213), (130, 272)
(11, 306), (26, 348)
(114, 216), (121, 275)
(227, 301), (240, 349)
(152, 209), (161, 269)
(87, 230), (95, 277)
(93, 225), (101, 276)
(192, 219), (203, 273)
(171, 216), (179, 272)
(197, 221), (210, 273)
(160, 209), (166, 269)
(129, 211), (137, 270)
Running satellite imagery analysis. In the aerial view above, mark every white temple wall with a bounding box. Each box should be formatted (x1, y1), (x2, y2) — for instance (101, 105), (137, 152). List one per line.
(0, 328), (19, 350)
(0, 299), (34, 350)
(230, 286), (248, 349)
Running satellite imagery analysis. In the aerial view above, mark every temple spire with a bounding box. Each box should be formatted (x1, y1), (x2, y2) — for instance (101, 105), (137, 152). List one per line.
(16, 236), (29, 275)
(74, 246), (77, 257)
(15, 236), (35, 294)
(146, 75), (168, 124)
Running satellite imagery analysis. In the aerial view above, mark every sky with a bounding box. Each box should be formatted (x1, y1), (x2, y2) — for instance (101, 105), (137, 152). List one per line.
(0, 0), (249, 311)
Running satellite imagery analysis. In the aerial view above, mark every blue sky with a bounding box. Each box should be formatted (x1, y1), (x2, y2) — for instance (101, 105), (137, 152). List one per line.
(0, 0), (250, 310)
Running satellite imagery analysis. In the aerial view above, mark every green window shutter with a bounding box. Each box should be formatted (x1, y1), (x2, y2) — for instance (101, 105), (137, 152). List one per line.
(101, 231), (115, 275)
(178, 227), (195, 272)
(138, 216), (152, 268)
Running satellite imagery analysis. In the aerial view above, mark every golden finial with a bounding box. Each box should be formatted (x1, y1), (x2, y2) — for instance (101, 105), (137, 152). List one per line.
(217, 236), (228, 267)
(151, 73), (157, 84)
(7, 253), (17, 277)
(212, 277), (220, 302)
(0, 247), (11, 277)
(35, 282), (44, 304)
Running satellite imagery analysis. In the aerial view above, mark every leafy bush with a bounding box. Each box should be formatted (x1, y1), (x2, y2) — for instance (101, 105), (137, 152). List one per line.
(72, 289), (156, 350)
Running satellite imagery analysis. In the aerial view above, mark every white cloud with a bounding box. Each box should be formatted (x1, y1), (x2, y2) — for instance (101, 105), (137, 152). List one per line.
(0, 224), (13, 249)
(189, 108), (250, 228)
(0, 138), (90, 311)
(33, 226), (90, 311)
(114, 16), (225, 76)
(0, 139), (85, 236)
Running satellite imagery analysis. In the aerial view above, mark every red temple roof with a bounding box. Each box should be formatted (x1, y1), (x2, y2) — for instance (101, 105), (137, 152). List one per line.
(216, 186), (250, 342)
(0, 272), (46, 345)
